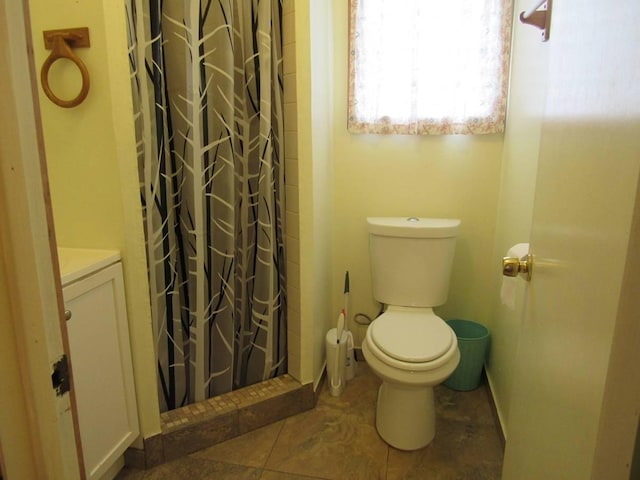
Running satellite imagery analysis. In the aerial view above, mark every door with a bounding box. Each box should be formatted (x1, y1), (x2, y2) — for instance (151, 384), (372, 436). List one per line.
(0, 0), (83, 478)
(502, 1), (640, 479)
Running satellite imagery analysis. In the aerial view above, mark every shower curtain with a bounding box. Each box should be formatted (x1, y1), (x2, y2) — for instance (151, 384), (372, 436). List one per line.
(126, 0), (286, 412)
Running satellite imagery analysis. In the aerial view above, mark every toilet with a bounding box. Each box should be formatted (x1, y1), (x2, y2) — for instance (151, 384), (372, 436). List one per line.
(362, 216), (461, 451)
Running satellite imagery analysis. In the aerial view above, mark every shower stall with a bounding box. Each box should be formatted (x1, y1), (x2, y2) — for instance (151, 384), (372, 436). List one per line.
(126, 0), (287, 412)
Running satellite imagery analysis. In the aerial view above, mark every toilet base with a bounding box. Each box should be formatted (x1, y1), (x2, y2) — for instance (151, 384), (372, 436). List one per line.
(376, 381), (435, 451)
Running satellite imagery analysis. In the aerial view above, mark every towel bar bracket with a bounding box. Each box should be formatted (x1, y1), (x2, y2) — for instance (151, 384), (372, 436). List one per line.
(519, 0), (552, 42)
(43, 27), (90, 49)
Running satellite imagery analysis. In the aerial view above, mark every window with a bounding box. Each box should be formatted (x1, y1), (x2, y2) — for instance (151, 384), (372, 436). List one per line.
(348, 0), (513, 135)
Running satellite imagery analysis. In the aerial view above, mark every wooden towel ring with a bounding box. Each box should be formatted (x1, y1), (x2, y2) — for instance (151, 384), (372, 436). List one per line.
(41, 28), (91, 108)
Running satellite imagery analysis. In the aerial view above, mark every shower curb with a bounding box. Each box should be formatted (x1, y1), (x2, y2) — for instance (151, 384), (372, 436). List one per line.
(124, 374), (317, 470)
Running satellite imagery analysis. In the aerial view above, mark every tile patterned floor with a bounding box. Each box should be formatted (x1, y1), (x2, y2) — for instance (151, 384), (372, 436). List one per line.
(116, 363), (503, 479)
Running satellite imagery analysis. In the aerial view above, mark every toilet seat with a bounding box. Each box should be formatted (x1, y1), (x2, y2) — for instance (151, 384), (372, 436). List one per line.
(370, 310), (454, 362)
(366, 309), (458, 372)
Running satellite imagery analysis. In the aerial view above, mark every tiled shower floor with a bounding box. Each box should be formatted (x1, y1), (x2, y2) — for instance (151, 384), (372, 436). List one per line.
(116, 362), (504, 479)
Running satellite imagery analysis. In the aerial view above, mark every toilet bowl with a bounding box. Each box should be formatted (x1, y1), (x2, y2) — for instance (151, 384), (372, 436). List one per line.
(362, 306), (460, 450)
(364, 217), (461, 450)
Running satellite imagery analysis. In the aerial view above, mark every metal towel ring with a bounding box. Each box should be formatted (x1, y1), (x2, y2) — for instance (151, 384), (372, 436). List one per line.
(41, 28), (91, 108)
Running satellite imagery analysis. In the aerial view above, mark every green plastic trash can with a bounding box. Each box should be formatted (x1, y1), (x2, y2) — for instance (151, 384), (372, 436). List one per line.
(444, 319), (490, 391)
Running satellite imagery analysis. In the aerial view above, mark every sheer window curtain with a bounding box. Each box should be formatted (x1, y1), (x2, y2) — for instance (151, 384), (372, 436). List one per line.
(348, 0), (514, 135)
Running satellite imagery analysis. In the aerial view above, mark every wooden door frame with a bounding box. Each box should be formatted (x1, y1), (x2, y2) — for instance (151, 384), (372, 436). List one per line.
(0, 0), (84, 478)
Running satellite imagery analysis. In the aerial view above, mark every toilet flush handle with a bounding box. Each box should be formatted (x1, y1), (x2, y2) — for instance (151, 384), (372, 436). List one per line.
(502, 254), (533, 281)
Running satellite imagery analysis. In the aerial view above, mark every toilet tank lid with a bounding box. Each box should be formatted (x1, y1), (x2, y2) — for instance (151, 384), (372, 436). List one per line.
(367, 217), (461, 238)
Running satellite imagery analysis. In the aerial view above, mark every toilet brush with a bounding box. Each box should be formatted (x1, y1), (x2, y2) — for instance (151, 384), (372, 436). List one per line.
(330, 311), (345, 394)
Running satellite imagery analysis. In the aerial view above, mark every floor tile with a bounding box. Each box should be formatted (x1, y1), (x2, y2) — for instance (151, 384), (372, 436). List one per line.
(384, 383), (503, 480)
(190, 420), (285, 468)
(114, 466), (146, 479)
(319, 362), (381, 424)
(142, 456), (262, 480)
(265, 406), (388, 479)
(264, 364), (389, 480)
(386, 414), (503, 480)
(260, 470), (326, 480)
(436, 384), (497, 426)
(115, 360), (503, 480)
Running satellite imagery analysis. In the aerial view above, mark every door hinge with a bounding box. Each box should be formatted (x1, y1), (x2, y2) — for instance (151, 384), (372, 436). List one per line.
(51, 354), (70, 396)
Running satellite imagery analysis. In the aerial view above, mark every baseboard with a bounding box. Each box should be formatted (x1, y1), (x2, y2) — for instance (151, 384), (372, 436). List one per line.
(483, 370), (506, 450)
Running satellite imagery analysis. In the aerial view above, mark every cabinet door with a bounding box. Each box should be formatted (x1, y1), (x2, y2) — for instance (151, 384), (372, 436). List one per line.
(63, 262), (139, 479)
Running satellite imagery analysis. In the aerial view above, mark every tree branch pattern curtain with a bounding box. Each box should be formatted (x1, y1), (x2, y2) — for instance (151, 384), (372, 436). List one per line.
(126, 0), (286, 412)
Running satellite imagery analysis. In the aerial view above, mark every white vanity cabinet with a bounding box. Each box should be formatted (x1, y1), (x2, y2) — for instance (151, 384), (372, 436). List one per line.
(59, 248), (139, 480)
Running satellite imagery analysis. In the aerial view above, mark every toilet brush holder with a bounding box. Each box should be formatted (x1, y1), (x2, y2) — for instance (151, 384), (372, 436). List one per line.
(326, 328), (347, 396)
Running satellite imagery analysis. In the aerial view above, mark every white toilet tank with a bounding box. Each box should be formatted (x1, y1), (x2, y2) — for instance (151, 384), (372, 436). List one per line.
(367, 217), (461, 307)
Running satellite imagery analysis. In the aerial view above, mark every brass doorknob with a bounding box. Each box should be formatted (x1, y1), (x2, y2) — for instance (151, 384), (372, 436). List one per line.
(502, 254), (533, 281)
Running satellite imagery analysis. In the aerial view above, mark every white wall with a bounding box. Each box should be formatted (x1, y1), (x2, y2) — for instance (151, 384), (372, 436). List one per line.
(329, 1), (505, 345)
(294, 0), (335, 386)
